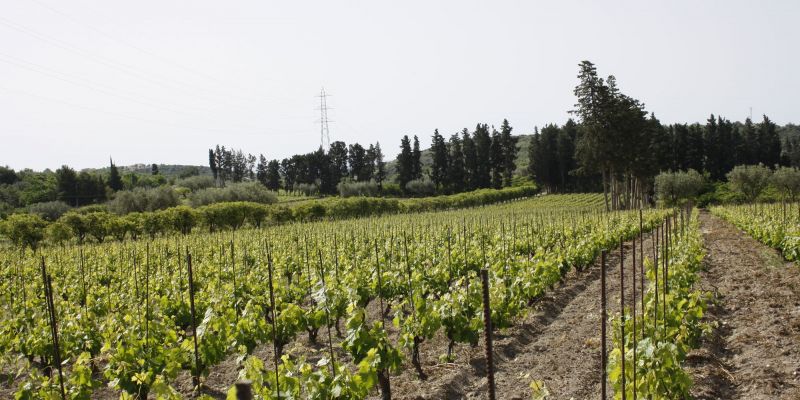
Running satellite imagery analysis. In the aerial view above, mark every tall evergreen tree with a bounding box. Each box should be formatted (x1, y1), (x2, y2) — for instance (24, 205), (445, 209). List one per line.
(328, 141), (349, 185)
(500, 119), (518, 187)
(208, 149), (218, 184)
(363, 144), (377, 182)
(108, 158), (123, 192)
(256, 155), (269, 186)
(462, 128), (478, 190)
(473, 124), (492, 188)
(373, 142), (387, 190)
(151, 163), (159, 176)
(348, 143), (368, 181)
(555, 121), (576, 189)
(266, 160), (281, 190)
(55, 165), (78, 206)
(758, 115), (782, 167)
(397, 135), (414, 189)
(447, 133), (465, 193)
(430, 129), (449, 189)
(489, 128), (504, 188)
(411, 135), (422, 180)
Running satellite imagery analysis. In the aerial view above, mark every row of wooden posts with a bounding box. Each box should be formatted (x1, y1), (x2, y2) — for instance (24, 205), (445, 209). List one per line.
(601, 207), (688, 400)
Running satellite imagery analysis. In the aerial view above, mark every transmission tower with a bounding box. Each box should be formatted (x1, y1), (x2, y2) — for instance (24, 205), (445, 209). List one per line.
(317, 88), (332, 149)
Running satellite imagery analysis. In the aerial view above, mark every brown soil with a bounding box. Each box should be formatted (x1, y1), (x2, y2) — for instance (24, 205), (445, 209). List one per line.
(687, 211), (800, 400)
(381, 232), (655, 400)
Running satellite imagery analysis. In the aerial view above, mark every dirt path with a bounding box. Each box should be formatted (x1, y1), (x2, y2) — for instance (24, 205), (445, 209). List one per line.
(384, 231), (656, 400)
(688, 211), (800, 399)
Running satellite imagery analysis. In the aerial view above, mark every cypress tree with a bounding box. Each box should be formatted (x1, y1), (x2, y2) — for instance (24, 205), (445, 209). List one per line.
(108, 158), (123, 192)
(473, 124), (492, 188)
(397, 135), (414, 189)
(412, 135), (422, 180)
(462, 128), (478, 190)
(490, 127), (504, 188)
(447, 133), (465, 193)
(500, 119), (518, 187)
(430, 129), (449, 189)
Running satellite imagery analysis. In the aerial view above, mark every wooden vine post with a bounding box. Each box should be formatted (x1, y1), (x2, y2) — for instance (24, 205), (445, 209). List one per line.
(186, 249), (201, 388)
(480, 268), (496, 400)
(40, 257), (66, 400)
(600, 250), (607, 400)
(266, 245), (281, 400)
(619, 238), (626, 400)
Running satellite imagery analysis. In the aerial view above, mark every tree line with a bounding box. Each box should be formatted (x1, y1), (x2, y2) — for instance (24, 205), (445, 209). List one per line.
(209, 120), (519, 197)
(527, 60), (788, 210)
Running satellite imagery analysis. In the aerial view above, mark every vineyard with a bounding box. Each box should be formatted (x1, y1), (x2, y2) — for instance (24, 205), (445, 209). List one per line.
(3, 194), (797, 399)
(710, 202), (800, 261)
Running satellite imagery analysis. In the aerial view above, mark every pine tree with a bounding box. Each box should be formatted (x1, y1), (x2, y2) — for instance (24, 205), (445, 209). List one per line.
(151, 163), (159, 175)
(108, 158), (123, 192)
(412, 135), (422, 180)
(430, 129), (449, 189)
(448, 133), (465, 192)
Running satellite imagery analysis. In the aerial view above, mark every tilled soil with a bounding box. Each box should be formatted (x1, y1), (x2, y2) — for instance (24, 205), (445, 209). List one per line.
(688, 211), (800, 399)
(382, 233), (655, 400)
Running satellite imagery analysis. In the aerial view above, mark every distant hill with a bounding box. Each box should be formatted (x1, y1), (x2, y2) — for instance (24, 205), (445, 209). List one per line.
(86, 164), (212, 178)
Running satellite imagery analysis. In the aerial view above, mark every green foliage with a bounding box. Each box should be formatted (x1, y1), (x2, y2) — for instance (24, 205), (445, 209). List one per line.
(770, 166), (800, 201)
(726, 164), (773, 202)
(0, 213), (47, 250)
(27, 200), (72, 221)
(654, 170), (705, 206)
(175, 175), (215, 192)
(190, 182), (278, 207)
(108, 187), (180, 215)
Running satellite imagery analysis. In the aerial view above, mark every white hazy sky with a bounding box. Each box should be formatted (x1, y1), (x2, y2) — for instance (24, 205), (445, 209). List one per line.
(1, 0), (798, 171)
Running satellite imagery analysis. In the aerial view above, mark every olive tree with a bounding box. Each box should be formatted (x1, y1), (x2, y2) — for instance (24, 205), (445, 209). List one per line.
(727, 164), (773, 203)
(654, 169), (706, 207)
(770, 166), (800, 202)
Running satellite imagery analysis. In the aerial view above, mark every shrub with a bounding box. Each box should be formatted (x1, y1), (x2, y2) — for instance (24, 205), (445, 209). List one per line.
(190, 182), (277, 207)
(337, 180), (381, 197)
(108, 187), (180, 214)
(200, 202), (268, 231)
(163, 206), (200, 235)
(28, 201), (72, 221)
(404, 179), (436, 197)
(293, 183), (320, 197)
(175, 175), (215, 192)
